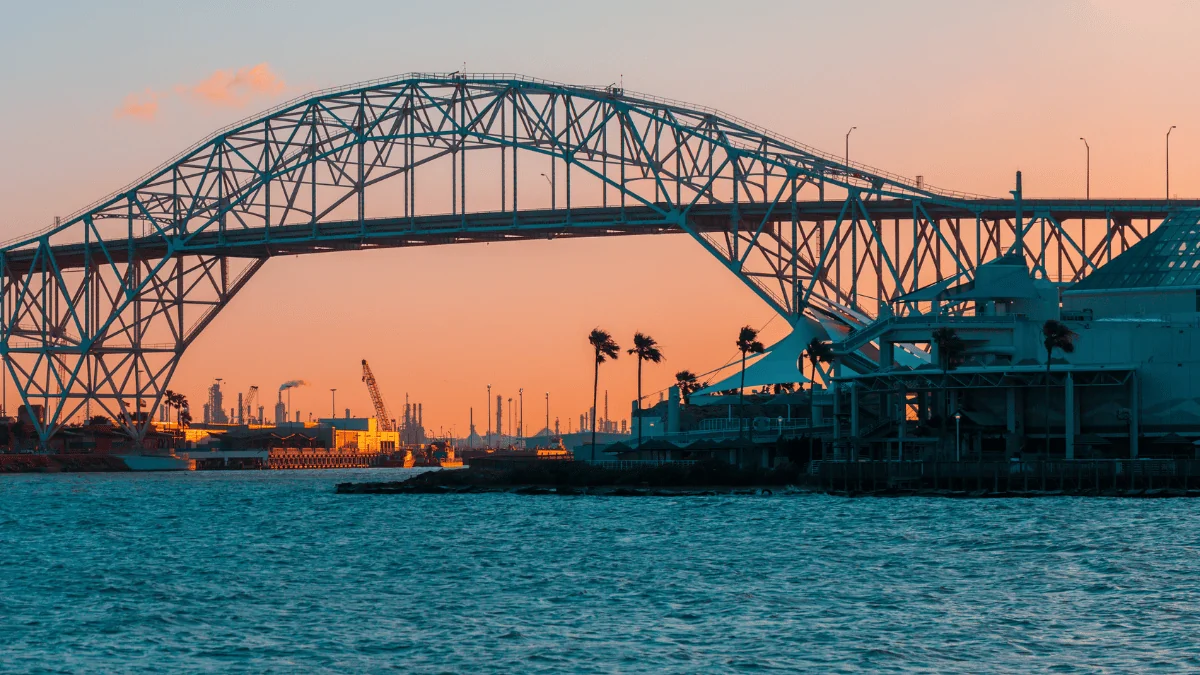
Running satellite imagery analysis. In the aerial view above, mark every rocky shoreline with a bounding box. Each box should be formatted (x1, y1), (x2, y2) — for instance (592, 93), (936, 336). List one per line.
(336, 459), (805, 495)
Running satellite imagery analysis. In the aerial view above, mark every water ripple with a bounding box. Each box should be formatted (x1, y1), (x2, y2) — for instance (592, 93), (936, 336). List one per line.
(2, 471), (1200, 672)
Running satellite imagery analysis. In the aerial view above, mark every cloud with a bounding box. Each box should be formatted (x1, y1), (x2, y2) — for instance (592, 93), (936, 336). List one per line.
(114, 63), (287, 122)
(114, 89), (160, 122)
(187, 63), (286, 107)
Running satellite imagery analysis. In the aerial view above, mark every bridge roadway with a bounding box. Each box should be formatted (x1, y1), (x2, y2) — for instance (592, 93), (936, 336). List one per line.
(5, 198), (1198, 274)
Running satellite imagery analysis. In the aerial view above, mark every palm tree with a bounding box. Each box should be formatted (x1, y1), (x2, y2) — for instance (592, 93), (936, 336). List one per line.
(675, 370), (699, 405)
(931, 328), (966, 371)
(931, 328), (966, 451)
(178, 398), (192, 430)
(588, 328), (621, 454)
(1042, 319), (1077, 456)
(804, 337), (835, 391)
(736, 325), (766, 439)
(628, 332), (664, 449)
(162, 389), (176, 427)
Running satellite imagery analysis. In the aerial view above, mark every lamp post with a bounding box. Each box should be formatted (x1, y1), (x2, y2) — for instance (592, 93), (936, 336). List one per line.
(330, 388), (336, 420)
(955, 411), (963, 462)
(518, 388), (524, 439)
(844, 126), (857, 175)
(545, 392), (550, 441)
(1079, 137), (1090, 199)
(486, 384), (492, 447)
(1167, 125), (1177, 200)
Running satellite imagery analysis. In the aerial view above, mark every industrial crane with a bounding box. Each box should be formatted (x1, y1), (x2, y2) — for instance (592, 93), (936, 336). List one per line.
(361, 359), (395, 432)
(245, 385), (259, 424)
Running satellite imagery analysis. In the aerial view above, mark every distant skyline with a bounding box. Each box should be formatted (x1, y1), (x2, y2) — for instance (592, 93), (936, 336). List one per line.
(1, 0), (1197, 431)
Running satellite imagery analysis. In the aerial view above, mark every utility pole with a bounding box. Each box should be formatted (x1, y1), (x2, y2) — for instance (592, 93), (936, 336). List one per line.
(330, 388), (336, 420)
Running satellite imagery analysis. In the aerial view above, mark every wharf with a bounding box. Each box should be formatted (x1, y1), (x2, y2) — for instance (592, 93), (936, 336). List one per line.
(813, 459), (1200, 497)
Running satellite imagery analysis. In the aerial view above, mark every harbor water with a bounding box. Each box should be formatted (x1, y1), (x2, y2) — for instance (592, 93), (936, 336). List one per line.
(2, 470), (1200, 673)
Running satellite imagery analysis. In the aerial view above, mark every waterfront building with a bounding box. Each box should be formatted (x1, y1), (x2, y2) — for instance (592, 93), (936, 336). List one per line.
(830, 209), (1200, 461)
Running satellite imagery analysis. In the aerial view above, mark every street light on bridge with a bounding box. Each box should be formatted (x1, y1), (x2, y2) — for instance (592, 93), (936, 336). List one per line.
(1167, 125), (1177, 201)
(844, 126), (857, 175)
(1079, 137), (1090, 199)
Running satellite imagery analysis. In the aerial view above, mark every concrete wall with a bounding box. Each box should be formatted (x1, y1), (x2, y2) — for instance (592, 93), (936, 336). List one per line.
(1069, 318), (1200, 429)
(1064, 289), (1196, 319)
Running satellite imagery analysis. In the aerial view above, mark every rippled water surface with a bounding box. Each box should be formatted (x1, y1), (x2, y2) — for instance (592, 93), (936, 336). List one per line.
(3, 470), (1200, 673)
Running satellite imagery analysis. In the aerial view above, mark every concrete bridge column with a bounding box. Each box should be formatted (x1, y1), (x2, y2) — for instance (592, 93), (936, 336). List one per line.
(879, 341), (894, 368)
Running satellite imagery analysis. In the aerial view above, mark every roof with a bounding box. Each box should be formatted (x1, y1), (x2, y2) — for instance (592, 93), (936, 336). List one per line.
(1071, 209), (1200, 292)
(694, 329), (811, 395)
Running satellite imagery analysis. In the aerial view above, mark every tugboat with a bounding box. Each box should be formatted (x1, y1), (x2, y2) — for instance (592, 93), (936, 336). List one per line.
(378, 448), (416, 468)
(414, 441), (463, 468)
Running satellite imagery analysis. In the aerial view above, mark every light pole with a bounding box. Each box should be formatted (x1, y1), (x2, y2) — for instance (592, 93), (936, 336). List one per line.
(1079, 137), (1090, 199)
(844, 126), (857, 174)
(545, 392), (550, 440)
(955, 411), (962, 462)
(330, 388), (336, 420)
(518, 388), (524, 439)
(1167, 125), (1177, 200)
(486, 384), (492, 447)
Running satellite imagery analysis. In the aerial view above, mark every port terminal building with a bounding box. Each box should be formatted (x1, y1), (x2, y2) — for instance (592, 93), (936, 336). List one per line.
(610, 210), (1200, 468)
(830, 209), (1200, 461)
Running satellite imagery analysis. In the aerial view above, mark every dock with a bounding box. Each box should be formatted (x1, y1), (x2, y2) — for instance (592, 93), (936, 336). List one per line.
(812, 459), (1200, 496)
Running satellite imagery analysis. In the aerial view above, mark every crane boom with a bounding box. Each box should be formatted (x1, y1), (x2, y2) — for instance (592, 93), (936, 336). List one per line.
(245, 386), (259, 424)
(361, 359), (395, 431)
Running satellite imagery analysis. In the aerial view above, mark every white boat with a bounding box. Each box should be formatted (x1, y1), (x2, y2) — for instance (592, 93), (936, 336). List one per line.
(116, 454), (196, 471)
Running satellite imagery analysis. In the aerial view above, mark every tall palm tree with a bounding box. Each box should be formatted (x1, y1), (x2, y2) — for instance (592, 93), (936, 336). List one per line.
(162, 389), (176, 427)
(931, 327), (966, 371)
(628, 332), (664, 449)
(931, 328), (966, 451)
(804, 337), (835, 391)
(675, 370), (699, 405)
(736, 325), (766, 439)
(1042, 319), (1077, 456)
(588, 328), (621, 454)
(178, 397), (192, 431)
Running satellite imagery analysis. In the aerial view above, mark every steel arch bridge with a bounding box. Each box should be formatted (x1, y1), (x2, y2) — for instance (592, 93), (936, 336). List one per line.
(3, 72), (1195, 445)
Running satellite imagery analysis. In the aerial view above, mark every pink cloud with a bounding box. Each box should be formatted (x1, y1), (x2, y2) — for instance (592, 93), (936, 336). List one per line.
(114, 90), (160, 122)
(188, 63), (286, 107)
(115, 64), (287, 122)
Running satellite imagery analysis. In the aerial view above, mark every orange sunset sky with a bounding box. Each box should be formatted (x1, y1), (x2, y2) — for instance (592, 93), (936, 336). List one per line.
(1, 1), (1198, 434)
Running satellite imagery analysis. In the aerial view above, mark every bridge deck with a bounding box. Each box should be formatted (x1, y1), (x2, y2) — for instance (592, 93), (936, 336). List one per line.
(4, 199), (1197, 274)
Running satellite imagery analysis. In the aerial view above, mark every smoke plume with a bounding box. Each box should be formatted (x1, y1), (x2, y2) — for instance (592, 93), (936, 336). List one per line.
(279, 380), (309, 391)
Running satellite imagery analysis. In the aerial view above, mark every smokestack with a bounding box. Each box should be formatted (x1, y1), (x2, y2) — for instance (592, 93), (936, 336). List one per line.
(496, 396), (503, 437)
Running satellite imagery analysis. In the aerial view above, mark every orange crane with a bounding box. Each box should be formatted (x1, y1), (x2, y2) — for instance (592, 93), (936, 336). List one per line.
(361, 359), (395, 431)
(245, 385), (259, 424)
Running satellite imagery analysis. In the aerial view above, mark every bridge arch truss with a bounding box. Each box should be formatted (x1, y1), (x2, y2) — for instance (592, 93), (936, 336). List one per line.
(0, 73), (1187, 444)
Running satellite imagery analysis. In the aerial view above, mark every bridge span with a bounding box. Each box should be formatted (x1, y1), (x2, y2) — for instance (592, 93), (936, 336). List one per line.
(1, 72), (1191, 444)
